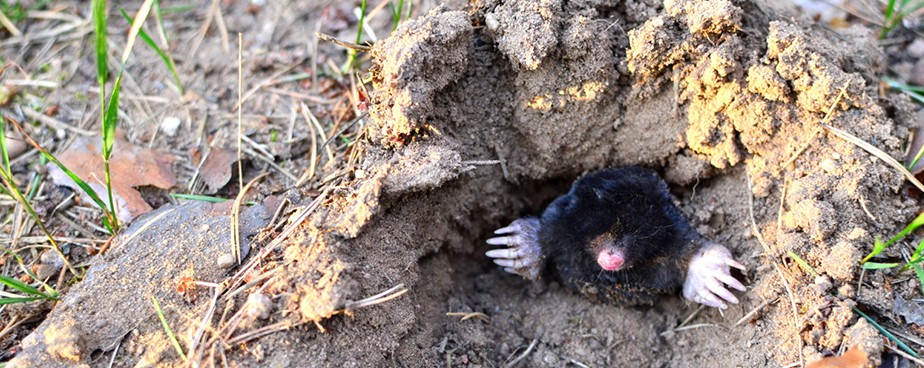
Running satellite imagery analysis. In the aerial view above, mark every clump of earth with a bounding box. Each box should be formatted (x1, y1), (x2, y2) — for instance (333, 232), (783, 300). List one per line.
(8, 0), (922, 367)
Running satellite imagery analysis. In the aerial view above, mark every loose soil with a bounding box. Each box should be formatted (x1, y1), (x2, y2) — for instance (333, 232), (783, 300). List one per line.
(2, 0), (924, 367)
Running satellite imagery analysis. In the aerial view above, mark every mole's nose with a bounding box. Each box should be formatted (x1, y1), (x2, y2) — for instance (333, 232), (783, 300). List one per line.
(597, 250), (624, 271)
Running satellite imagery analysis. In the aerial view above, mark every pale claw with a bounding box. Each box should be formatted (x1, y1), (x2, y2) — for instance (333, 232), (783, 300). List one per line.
(485, 218), (544, 280)
(683, 242), (746, 309)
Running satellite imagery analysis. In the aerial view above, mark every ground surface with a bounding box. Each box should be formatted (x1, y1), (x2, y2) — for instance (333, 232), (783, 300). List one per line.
(1, 0), (924, 367)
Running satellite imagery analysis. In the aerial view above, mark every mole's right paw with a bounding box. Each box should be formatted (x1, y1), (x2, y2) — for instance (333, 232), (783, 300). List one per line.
(486, 218), (544, 281)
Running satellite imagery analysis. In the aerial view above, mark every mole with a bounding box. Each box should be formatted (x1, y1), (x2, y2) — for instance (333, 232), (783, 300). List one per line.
(486, 167), (745, 308)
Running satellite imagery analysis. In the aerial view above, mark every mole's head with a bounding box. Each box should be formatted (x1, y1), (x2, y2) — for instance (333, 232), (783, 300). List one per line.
(586, 225), (633, 272)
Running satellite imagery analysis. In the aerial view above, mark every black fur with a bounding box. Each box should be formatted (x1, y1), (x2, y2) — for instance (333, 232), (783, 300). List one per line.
(538, 167), (701, 305)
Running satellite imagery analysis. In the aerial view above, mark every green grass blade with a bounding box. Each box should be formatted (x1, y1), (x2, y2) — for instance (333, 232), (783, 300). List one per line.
(0, 297), (44, 305)
(170, 193), (228, 203)
(0, 275), (56, 299)
(152, 296), (187, 362)
(864, 238), (891, 264)
(40, 152), (111, 225)
(10, 119), (114, 232)
(354, 0), (367, 45)
(863, 262), (900, 270)
(343, 0), (368, 72)
(159, 4), (196, 15)
(1, 249), (60, 298)
(102, 69), (122, 161)
(901, 237), (924, 271)
(92, 0), (108, 85)
(884, 78), (924, 105)
(787, 250), (819, 276)
(912, 263), (924, 295)
(853, 307), (920, 358)
(884, 79), (924, 94)
(880, 0), (900, 38)
(0, 118), (10, 173)
(118, 7), (183, 93)
(862, 212), (924, 263)
(390, 0), (404, 31)
(907, 143), (924, 170)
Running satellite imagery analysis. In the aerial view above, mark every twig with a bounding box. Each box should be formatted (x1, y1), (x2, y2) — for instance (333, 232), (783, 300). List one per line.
(230, 173), (268, 265)
(885, 344), (924, 366)
(19, 107), (95, 136)
(506, 339), (538, 368)
(746, 170), (804, 368)
(222, 188), (329, 297)
(343, 284), (408, 312)
(445, 311), (490, 322)
(678, 304), (706, 328)
(661, 323), (719, 335)
(823, 124), (924, 192)
(782, 83), (848, 168)
(316, 33), (372, 52)
(734, 298), (777, 326)
(225, 320), (302, 346)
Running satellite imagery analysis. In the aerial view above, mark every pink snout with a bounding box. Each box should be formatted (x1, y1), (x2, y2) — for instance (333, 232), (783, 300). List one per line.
(597, 250), (624, 271)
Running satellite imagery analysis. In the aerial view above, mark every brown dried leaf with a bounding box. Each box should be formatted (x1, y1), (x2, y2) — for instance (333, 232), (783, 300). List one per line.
(198, 147), (237, 194)
(47, 133), (176, 223)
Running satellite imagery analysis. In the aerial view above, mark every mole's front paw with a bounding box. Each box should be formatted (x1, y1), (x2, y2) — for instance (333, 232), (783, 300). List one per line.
(485, 218), (544, 280)
(683, 242), (746, 309)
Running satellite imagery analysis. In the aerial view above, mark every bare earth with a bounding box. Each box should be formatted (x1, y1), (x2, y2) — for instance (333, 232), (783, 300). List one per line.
(2, 0), (923, 367)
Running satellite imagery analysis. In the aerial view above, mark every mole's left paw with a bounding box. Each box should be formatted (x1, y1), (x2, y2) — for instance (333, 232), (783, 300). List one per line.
(683, 242), (746, 309)
(485, 218), (544, 280)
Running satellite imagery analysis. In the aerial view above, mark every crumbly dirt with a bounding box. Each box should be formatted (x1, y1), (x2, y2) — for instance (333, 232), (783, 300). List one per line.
(3, 0), (924, 367)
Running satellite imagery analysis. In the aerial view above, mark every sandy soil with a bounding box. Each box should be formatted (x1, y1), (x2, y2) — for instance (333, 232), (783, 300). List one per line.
(2, 0), (924, 367)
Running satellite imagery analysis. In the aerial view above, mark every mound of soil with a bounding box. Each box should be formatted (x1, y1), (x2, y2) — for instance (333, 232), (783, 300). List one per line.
(8, 0), (921, 367)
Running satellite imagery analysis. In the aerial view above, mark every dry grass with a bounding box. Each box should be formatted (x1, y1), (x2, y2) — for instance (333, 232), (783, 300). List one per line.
(0, 0), (387, 364)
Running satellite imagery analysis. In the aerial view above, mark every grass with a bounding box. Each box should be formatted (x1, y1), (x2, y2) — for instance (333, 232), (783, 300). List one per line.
(0, 275), (58, 305)
(90, 0), (163, 233)
(170, 193), (229, 203)
(343, 0), (368, 72)
(1, 118), (77, 276)
(10, 118), (116, 235)
(390, 0), (411, 31)
(0, 250), (59, 305)
(118, 5), (184, 94)
(0, 0), (50, 23)
(152, 295), (187, 362)
(880, 0), (924, 39)
(885, 78), (924, 105)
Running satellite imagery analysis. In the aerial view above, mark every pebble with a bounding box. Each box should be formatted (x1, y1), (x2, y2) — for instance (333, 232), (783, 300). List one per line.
(912, 59), (924, 86)
(34, 264), (59, 280)
(160, 117), (181, 137)
(245, 292), (273, 320)
(820, 158), (838, 173)
(909, 38), (924, 58)
(217, 253), (235, 269)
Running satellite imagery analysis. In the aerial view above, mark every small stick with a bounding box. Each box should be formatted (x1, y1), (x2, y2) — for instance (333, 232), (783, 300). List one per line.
(678, 304), (705, 328)
(445, 311), (489, 322)
(747, 170), (804, 368)
(230, 173), (268, 265)
(505, 339), (538, 368)
(316, 33), (372, 52)
(734, 298), (777, 326)
(782, 83), (848, 168)
(823, 124), (924, 192)
(885, 344), (924, 366)
(663, 323), (719, 335)
(344, 284), (408, 311)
